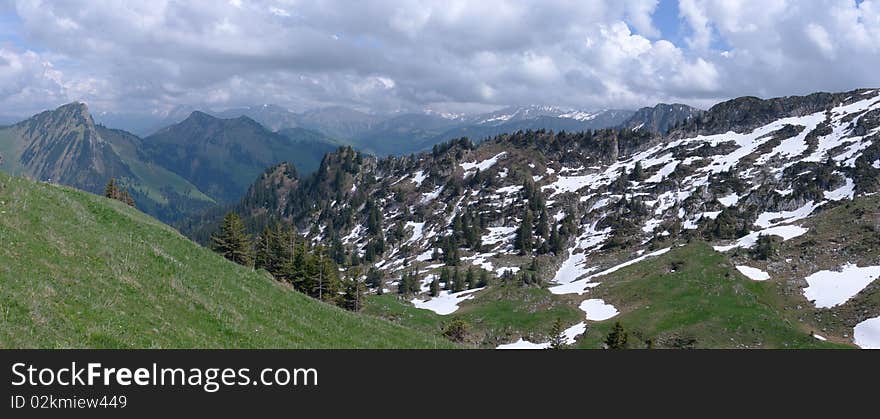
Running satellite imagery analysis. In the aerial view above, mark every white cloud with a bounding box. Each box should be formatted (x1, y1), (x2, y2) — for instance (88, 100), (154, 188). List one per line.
(805, 23), (834, 58)
(2, 0), (880, 117)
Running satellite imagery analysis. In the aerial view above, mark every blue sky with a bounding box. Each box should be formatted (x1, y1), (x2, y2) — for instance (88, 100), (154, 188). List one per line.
(0, 0), (879, 117)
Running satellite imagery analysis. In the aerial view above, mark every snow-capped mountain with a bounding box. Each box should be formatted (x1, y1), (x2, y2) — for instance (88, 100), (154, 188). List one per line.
(471, 105), (632, 126)
(192, 88), (880, 349)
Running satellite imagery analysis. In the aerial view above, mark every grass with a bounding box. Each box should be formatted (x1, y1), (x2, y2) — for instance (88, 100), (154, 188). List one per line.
(574, 242), (852, 349)
(364, 284), (583, 347)
(0, 172), (452, 348)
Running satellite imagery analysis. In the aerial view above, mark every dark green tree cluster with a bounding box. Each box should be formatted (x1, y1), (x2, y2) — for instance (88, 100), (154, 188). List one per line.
(514, 180), (573, 256)
(212, 215), (354, 308)
(252, 222), (342, 304)
(365, 267), (386, 295)
(752, 234), (779, 260)
(605, 322), (628, 349)
(437, 267), (483, 293)
(451, 207), (484, 251)
(104, 178), (135, 207)
(397, 269), (421, 295)
(212, 213), (254, 266)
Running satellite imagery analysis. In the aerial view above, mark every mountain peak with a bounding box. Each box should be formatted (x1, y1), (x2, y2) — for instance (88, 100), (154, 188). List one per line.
(186, 110), (216, 121)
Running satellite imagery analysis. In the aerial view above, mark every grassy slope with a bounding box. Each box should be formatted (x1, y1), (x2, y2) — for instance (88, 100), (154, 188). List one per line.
(574, 242), (850, 349)
(0, 172), (451, 348)
(364, 285), (582, 347)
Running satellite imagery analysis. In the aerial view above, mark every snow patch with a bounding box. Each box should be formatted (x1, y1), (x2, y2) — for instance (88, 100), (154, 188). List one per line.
(461, 152), (506, 176)
(713, 225), (808, 252)
(411, 288), (484, 315)
(411, 170), (428, 186)
(551, 247), (671, 295)
(754, 201), (821, 229)
(803, 264), (880, 308)
(824, 178), (854, 201)
(579, 299), (619, 321)
(854, 316), (880, 349)
(496, 322), (586, 349)
(736, 265), (770, 281)
(718, 193), (739, 207)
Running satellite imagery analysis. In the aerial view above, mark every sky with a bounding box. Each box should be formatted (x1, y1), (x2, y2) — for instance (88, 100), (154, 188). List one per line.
(1, 0), (880, 117)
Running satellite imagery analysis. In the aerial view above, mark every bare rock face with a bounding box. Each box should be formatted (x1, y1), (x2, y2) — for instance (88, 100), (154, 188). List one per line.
(15, 102), (130, 193)
(622, 103), (705, 134)
(671, 89), (877, 138)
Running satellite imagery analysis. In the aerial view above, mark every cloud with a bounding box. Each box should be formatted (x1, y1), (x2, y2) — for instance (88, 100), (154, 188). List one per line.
(2, 0), (880, 117)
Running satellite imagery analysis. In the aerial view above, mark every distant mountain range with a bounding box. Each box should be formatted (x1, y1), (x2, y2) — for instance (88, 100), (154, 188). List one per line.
(94, 102), (702, 156)
(0, 99), (699, 224)
(0, 103), (339, 223)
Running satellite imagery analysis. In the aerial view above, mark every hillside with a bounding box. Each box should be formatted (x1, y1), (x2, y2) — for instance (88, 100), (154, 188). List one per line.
(0, 171), (451, 349)
(143, 112), (338, 204)
(0, 103), (215, 224)
(195, 88), (880, 348)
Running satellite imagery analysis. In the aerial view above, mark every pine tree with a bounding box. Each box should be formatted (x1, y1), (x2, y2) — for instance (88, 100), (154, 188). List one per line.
(104, 178), (135, 207)
(549, 223), (564, 255)
(466, 267), (476, 290)
(366, 267), (384, 291)
(254, 225), (277, 272)
(429, 276), (441, 297)
(440, 268), (452, 291)
(477, 270), (489, 288)
(341, 278), (366, 311)
(211, 212), (253, 266)
(605, 321), (628, 349)
(514, 209), (534, 254)
(549, 318), (567, 349)
(452, 269), (465, 293)
(104, 178), (119, 199)
(630, 161), (644, 181)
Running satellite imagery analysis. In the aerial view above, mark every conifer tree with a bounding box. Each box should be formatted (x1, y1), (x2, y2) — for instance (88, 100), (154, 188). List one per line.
(211, 212), (253, 267)
(430, 276), (441, 297)
(514, 209), (534, 254)
(452, 269), (465, 293)
(549, 318), (567, 350)
(630, 161), (644, 181)
(477, 270), (489, 288)
(466, 267), (476, 290)
(342, 277), (366, 311)
(440, 268), (452, 291)
(104, 178), (135, 207)
(254, 225), (278, 272)
(104, 178), (119, 199)
(605, 322), (628, 349)
(549, 223), (564, 255)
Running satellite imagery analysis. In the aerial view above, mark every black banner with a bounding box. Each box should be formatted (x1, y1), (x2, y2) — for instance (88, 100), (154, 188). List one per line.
(0, 350), (872, 417)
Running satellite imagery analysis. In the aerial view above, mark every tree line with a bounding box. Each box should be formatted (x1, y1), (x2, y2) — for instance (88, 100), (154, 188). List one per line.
(211, 212), (365, 311)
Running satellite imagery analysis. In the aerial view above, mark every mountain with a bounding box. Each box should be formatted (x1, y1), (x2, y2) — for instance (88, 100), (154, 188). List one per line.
(296, 106), (382, 139)
(0, 170), (451, 348)
(351, 112), (465, 155)
(214, 104), (301, 132)
(194, 88), (880, 348)
(142, 111), (338, 204)
(468, 105), (632, 126)
(621, 103), (704, 133)
(0, 102), (215, 222)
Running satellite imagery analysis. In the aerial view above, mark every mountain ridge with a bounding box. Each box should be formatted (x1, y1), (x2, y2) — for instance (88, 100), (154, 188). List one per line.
(189, 87), (880, 348)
